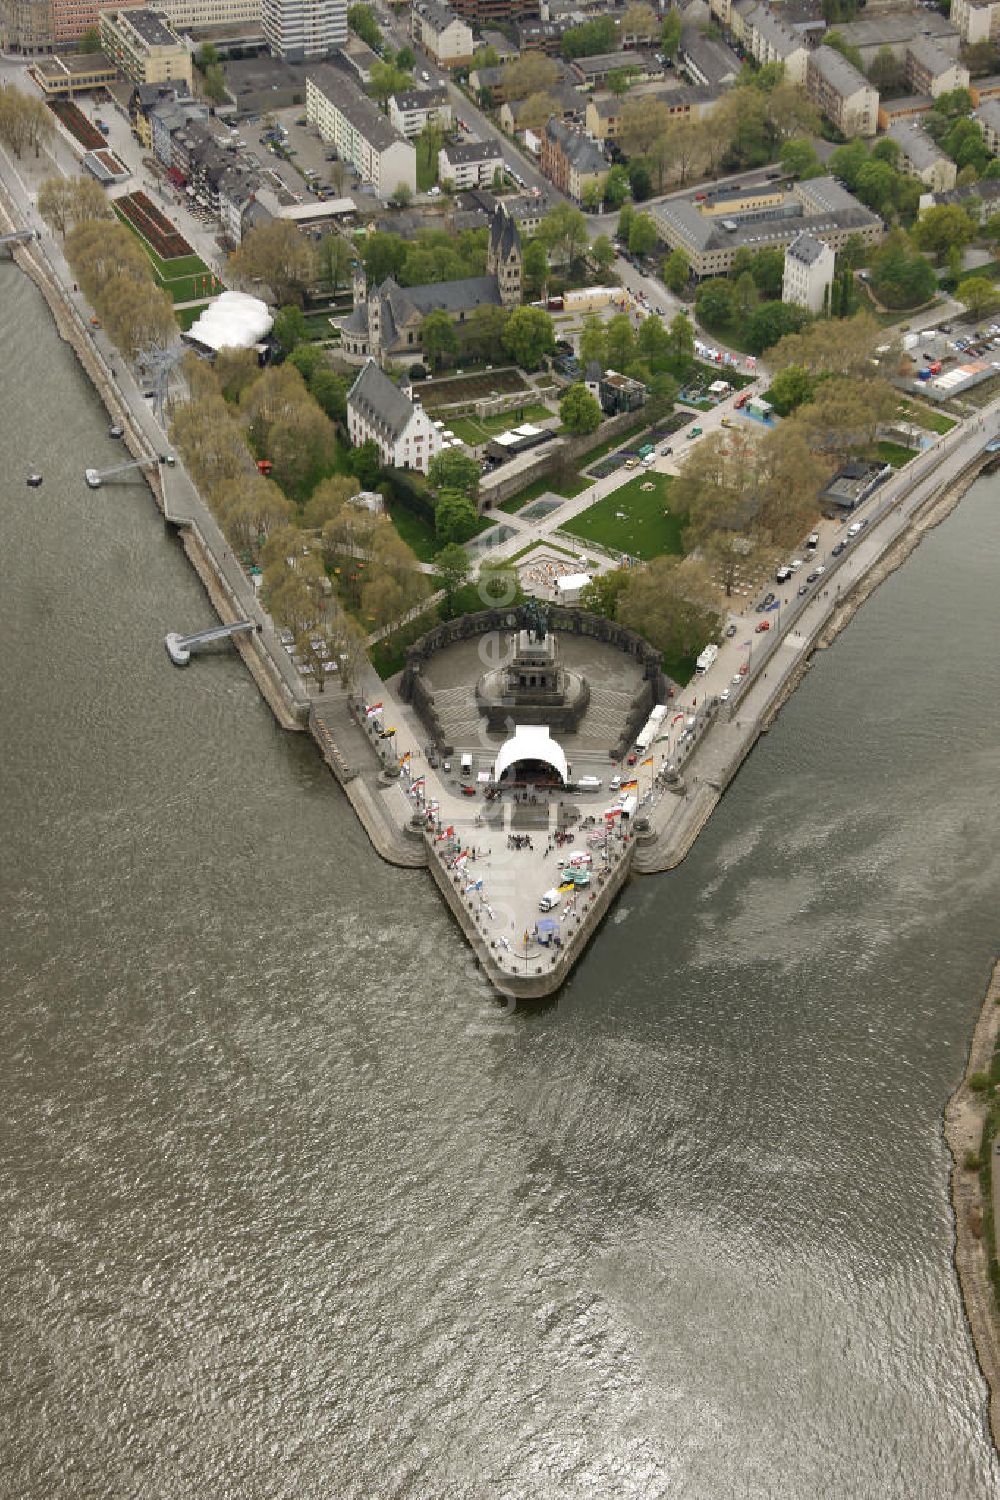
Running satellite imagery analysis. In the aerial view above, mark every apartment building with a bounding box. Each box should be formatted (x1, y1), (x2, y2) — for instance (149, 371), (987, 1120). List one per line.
(678, 27), (740, 89)
(446, 0), (539, 26)
(976, 96), (1000, 152)
(584, 83), (719, 142)
(347, 360), (443, 474)
(99, 8), (192, 87)
(905, 36), (969, 96)
(952, 0), (1000, 44)
(835, 9), (960, 64)
(262, 0), (346, 59)
(805, 45), (878, 138)
(438, 138), (503, 188)
(388, 87), (452, 138)
(410, 0), (473, 66)
(741, 4), (808, 86)
(887, 117), (957, 190)
(782, 232), (835, 314)
(539, 116), (608, 202)
(306, 64), (416, 198)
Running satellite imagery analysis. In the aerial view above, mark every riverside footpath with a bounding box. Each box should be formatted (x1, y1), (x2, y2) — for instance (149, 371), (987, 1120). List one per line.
(4, 140), (1000, 997)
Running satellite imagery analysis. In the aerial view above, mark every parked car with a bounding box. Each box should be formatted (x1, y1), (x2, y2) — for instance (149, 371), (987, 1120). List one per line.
(688, 426), (702, 439)
(831, 541), (846, 556)
(806, 565), (825, 583)
(724, 623), (737, 638)
(756, 591), (775, 612)
(755, 620), (771, 633)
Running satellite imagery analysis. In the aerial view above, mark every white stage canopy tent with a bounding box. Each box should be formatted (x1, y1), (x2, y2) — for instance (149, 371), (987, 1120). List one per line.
(184, 291), (273, 352)
(493, 725), (569, 785)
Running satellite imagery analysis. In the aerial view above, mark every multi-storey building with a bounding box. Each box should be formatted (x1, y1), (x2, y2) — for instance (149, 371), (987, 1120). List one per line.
(584, 83), (719, 142)
(388, 87), (452, 139)
(438, 138), (503, 189)
(952, 0), (1000, 44)
(99, 8), (192, 87)
(887, 118), (957, 191)
(740, 4), (808, 86)
(347, 361), (443, 474)
(445, 0), (538, 27)
(976, 96), (1000, 153)
(653, 176), (884, 279)
(262, 0), (345, 59)
(1, 0), (53, 52)
(306, 64), (416, 198)
(678, 28), (740, 89)
(835, 9), (960, 64)
(904, 37), (969, 97)
(410, 0), (473, 66)
(539, 116), (608, 202)
(805, 45), (878, 138)
(782, 232), (835, 314)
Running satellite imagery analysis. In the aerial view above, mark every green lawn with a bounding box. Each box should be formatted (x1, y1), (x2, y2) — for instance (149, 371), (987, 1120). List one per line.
(416, 132), (438, 192)
(499, 471), (589, 512)
(562, 473), (686, 560)
(175, 301), (212, 331)
(896, 399), (956, 435)
(386, 497), (491, 562)
(446, 402), (554, 446)
(875, 440), (917, 469)
(113, 204), (217, 303)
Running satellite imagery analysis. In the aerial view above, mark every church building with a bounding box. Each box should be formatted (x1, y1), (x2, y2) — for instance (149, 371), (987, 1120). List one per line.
(340, 204), (522, 365)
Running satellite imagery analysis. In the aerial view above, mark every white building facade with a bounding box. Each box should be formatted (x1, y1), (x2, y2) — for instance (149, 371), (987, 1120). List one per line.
(307, 66), (416, 198)
(347, 360), (443, 473)
(262, 0), (346, 60)
(782, 231), (836, 314)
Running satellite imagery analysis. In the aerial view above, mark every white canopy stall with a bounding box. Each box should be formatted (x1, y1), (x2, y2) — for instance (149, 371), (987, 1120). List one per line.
(493, 725), (569, 786)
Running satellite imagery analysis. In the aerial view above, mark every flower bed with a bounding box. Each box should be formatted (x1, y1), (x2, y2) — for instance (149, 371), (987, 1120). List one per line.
(116, 190), (193, 261)
(46, 98), (105, 151)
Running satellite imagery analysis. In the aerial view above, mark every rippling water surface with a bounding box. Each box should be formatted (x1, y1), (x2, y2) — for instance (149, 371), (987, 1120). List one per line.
(3, 263), (1000, 1498)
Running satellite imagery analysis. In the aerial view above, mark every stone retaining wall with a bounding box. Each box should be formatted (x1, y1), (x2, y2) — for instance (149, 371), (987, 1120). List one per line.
(426, 835), (635, 999)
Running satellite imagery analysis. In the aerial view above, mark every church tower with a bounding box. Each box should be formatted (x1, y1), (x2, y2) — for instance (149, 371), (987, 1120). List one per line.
(487, 206), (522, 310)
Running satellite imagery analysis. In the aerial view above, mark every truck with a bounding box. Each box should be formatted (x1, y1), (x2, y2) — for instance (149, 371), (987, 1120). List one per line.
(695, 643), (719, 675)
(460, 752), (473, 778)
(638, 443), (655, 461)
(539, 888), (562, 912)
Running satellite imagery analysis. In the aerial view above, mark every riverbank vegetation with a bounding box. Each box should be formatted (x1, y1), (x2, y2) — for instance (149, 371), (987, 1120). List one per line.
(971, 1023), (1000, 1311)
(168, 351), (430, 689)
(64, 219), (176, 359)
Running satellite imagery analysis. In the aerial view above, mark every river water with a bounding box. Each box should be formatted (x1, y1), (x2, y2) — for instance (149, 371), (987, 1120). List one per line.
(3, 259), (1000, 1499)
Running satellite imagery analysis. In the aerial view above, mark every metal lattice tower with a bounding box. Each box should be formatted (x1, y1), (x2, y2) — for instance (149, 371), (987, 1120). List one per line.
(135, 342), (187, 427)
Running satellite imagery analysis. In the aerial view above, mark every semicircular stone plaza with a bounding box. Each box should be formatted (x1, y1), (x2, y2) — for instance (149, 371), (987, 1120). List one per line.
(400, 606), (668, 770)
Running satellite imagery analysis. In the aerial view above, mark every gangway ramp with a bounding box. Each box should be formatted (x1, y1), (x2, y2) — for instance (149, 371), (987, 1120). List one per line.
(165, 621), (255, 666)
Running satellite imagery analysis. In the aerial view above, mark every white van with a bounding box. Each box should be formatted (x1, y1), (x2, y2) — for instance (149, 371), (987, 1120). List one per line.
(538, 888), (562, 912)
(847, 520), (863, 537)
(577, 775), (602, 790)
(460, 752), (473, 778)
